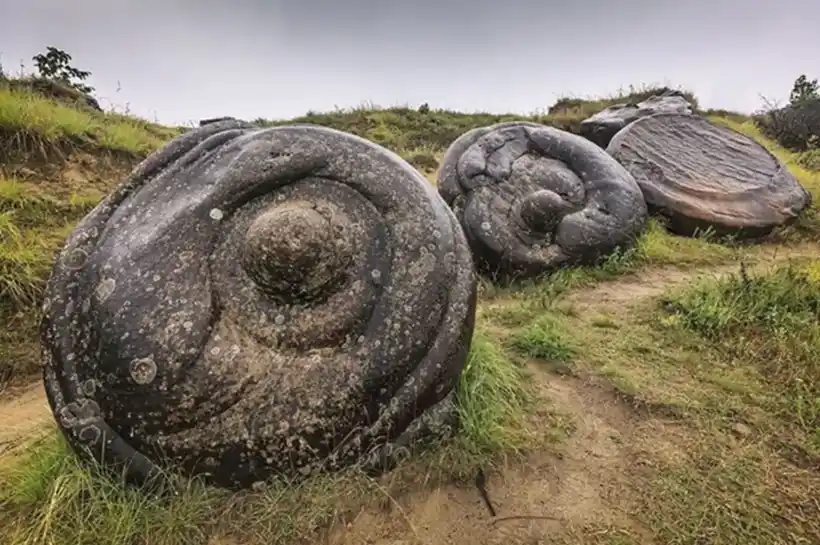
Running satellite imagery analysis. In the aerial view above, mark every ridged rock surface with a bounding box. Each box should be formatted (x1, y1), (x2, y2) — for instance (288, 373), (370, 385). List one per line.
(40, 120), (478, 490)
(438, 121), (648, 281)
(607, 113), (812, 237)
(580, 90), (694, 148)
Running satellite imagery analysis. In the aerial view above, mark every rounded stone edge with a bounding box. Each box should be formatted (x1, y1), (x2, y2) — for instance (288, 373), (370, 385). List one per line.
(437, 121), (649, 282)
(606, 112), (814, 238)
(40, 122), (480, 489)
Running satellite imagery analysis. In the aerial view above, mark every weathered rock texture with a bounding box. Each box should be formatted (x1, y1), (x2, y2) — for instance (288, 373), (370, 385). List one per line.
(580, 89), (694, 148)
(437, 121), (648, 281)
(40, 120), (478, 490)
(607, 113), (812, 237)
(199, 116), (237, 127)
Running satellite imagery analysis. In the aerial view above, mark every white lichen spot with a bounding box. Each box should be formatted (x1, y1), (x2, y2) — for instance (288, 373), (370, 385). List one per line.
(81, 379), (97, 396)
(183, 321), (194, 331)
(210, 346), (221, 356)
(209, 208), (224, 220)
(65, 248), (89, 270)
(370, 269), (382, 283)
(130, 357), (158, 385)
(95, 278), (116, 302)
(274, 314), (286, 325)
(481, 221), (491, 231)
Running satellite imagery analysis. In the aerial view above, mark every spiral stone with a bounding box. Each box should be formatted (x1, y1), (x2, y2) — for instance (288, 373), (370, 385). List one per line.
(606, 113), (813, 238)
(40, 119), (478, 489)
(437, 121), (648, 281)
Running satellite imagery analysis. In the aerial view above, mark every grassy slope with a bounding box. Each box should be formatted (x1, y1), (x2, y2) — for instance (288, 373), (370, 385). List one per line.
(0, 80), (818, 545)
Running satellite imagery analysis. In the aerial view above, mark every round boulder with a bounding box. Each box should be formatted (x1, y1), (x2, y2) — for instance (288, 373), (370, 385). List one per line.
(606, 113), (813, 237)
(438, 121), (648, 281)
(40, 120), (478, 489)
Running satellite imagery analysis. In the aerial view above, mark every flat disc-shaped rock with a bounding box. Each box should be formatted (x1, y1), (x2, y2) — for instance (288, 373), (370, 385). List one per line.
(40, 120), (478, 489)
(438, 122), (648, 281)
(580, 90), (694, 148)
(606, 113), (813, 237)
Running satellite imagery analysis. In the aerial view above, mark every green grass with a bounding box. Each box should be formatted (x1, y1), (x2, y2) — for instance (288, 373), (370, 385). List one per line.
(0, 434), (379, 545)
(1, 77), (819, 545)
(509, 314), (577, 362)
(635, 264), (820, 545)
(526, 258), (820, 545)
(0, 176), (104, 383)
(0, 85), (177, 160)
(257, 84), (700, 172)
(662, 262), (820, 445)
(0, 321), (543, 545)
(451, 329), (535, 457)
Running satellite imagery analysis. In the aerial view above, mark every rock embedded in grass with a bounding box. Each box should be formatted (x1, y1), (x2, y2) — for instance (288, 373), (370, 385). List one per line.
(580, 89), (694, 148)
(437, 121), (648, 282)
(606, 113), (813, 238)
(39, 119), (478, 490)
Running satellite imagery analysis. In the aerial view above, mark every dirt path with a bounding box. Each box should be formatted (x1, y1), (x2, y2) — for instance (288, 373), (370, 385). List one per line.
(328, 373), (660, 545)
(0, 241), (817, 543)
(0, 381), (53, 460)
(326, 242), (819, 545)
(565, 241), (819, 311)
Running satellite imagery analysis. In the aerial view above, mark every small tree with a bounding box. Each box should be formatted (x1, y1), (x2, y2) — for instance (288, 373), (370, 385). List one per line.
(789, 74), (818, 105)
(32, 46), (94, 94)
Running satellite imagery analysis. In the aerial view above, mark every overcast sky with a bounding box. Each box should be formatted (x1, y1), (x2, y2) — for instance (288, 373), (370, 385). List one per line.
(1, 0), (817, 126)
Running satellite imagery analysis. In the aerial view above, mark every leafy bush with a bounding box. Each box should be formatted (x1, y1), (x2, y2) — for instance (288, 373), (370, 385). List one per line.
(755, 75), (820, 153)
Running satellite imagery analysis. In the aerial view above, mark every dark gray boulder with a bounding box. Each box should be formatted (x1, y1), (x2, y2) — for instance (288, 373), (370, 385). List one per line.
(580, 90), (694, 148)
(437, 121), (648, 282)
(199, 116), (237, 127)
(606, 113), (812, 237)
(40, 120), (478, 490)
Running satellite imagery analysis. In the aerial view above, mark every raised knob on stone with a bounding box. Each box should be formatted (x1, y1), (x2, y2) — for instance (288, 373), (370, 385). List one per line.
(241, 201), (352, 303)
(517, 189), (575, 234)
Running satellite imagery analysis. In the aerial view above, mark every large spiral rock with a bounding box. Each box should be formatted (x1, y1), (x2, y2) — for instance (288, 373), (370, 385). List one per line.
(606, 113), (813, 237)
(40, 120), (478, 490)
(437, 121), (648, 281)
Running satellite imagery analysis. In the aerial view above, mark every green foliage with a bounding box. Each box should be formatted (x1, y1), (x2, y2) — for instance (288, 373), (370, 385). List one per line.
(32, 46), (94, 95)
(252, 84), (701, 153)
(797, 148), (820, 171)
(510, 315), (576, 362)
(662, 263), (820, 439)
(755, 74), (820, 153)
(789, 74), (819, 105)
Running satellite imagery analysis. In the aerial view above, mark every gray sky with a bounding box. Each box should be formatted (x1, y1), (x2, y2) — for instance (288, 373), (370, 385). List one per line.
(1, 0), (817, 126)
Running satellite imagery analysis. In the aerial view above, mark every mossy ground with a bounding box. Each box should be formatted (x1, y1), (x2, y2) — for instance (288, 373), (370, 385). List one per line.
(0, 79), (818, 545)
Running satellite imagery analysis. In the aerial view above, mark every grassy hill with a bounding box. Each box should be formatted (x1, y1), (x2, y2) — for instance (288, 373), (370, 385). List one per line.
(0, 78), (819, 545)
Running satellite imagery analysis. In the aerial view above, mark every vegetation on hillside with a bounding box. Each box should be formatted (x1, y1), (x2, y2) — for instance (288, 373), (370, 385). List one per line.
(755, 74), (820, 169)
(0, 47), (818, 545)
